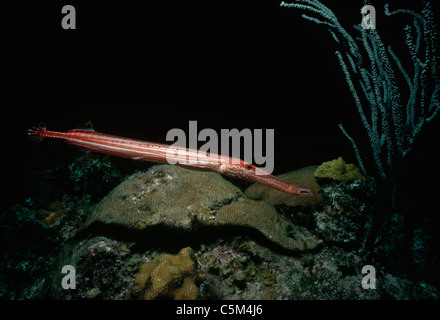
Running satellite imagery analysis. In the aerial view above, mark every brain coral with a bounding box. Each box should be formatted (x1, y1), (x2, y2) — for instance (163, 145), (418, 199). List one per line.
(85, 165), (322, 252)
(126, 247), (199, 300)
(245, 166), (324, 207)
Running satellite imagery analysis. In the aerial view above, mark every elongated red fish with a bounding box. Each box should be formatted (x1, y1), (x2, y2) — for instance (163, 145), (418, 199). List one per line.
(27, 124), (313, 196)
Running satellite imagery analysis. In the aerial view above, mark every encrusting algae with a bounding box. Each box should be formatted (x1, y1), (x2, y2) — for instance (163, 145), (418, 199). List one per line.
(126, 247), (200, 300)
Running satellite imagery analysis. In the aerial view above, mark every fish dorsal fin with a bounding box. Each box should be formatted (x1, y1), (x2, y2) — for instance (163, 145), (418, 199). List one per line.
(68, 120), (96, 134)
(80, 119), (95, 131)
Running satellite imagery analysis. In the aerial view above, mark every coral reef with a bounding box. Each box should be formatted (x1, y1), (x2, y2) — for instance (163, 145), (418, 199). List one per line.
(245, 166), (324, 206)
(2, 201), (438, 300)
(126, 247), (199, 300)
(313, 157), (365, 181)
(2, 149), (439, 300)
(85, 165), (322, 252)
(197, 237), (439, 300)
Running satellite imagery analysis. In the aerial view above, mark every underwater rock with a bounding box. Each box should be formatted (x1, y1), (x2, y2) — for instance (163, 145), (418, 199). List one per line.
(313, 157), (365, 181)
(126, 247), (199, 300)
(244, 166), (324, 207)
(85, 165), (321, 252)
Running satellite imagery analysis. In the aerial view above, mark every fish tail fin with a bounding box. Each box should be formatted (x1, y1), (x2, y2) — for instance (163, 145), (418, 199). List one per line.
(27, 123), (47, 142)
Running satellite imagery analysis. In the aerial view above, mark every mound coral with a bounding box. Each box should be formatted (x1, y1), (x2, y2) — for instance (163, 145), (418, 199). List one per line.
(85, 165), (322, 252)
(84, 165), (242, 230)
(126, 247), (199, 300)
(214, 197), (322, 251)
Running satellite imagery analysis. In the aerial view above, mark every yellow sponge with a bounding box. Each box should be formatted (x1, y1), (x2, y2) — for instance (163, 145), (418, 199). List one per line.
(313, 157), (365, 181)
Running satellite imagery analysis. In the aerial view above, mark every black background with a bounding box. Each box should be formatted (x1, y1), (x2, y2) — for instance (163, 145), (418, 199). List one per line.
(3, 0), (440, 210)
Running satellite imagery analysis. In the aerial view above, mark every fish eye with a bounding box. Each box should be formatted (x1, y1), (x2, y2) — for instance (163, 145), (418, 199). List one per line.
(245, 164), (253, 170)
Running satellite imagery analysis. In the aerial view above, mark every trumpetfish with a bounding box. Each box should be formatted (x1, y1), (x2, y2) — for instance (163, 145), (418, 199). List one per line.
(27, 124), (313, 196)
